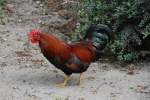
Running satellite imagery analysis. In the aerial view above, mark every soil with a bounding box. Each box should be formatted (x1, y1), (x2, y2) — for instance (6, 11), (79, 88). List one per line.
(0, 0), (150, 100)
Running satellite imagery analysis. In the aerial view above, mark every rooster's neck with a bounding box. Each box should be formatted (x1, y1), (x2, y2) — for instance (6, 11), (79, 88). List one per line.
(39, 33), (67, 54)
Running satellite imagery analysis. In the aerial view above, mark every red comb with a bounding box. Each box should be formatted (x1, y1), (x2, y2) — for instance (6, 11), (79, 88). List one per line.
(29, 29), (41, 43)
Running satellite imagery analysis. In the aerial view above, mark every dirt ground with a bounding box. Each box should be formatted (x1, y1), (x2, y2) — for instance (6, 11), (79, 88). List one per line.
(0, 0), (150, 100)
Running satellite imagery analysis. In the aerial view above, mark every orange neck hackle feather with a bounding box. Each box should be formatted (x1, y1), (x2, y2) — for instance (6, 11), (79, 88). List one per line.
(29, 29), (41, 44)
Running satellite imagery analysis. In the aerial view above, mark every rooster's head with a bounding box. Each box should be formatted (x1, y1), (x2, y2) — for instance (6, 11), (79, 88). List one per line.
(28, 29), (41, 44)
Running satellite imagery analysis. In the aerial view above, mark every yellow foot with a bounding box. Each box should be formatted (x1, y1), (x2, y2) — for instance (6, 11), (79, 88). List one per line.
(56, 83), (67, 88)
(77, 73), (84, 86)
(56, 75), (70, 87)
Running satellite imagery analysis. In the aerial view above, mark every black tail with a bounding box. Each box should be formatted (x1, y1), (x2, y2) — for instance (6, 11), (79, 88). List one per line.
(84, 24), (113, 60)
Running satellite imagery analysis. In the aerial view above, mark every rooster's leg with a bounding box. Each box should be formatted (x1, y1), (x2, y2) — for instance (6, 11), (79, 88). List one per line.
(56, 75), (70, 87)
(63, 75), (70, 86)
(77, 73), (84, 85)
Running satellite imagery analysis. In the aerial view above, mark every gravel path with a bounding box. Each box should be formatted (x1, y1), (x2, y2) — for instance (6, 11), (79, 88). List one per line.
(0, 0), (150, 100)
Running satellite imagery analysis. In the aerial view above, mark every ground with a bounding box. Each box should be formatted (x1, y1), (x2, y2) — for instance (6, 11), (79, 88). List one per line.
(0, 0), (150, 100)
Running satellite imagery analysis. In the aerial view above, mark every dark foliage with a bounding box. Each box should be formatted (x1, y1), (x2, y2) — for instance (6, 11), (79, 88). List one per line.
(71, 0), (150, 62)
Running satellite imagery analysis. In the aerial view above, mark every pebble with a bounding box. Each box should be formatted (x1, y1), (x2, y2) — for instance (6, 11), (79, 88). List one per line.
(5, 4), (14, 13)
(38, 20), (42, 24)
(18, 19), (22, 23)
(3, 38), (7, 41)
(40, 4), (43, 7)
(36, 1), (40, 4)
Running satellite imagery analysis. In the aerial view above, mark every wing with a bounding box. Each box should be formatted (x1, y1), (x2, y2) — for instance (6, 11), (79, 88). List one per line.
(64, 41), (96, 72)
(71, 41), (96, 63)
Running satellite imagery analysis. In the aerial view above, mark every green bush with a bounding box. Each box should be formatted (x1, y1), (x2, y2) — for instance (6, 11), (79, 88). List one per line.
(0, 0), (5, 5)
(71, 0), (150, 62)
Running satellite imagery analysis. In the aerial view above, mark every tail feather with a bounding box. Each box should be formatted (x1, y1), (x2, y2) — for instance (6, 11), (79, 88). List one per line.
(84, 24), (113, 60)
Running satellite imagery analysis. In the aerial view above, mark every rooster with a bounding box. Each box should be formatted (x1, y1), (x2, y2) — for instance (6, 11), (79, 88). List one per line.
(28, 24), (112, 86)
